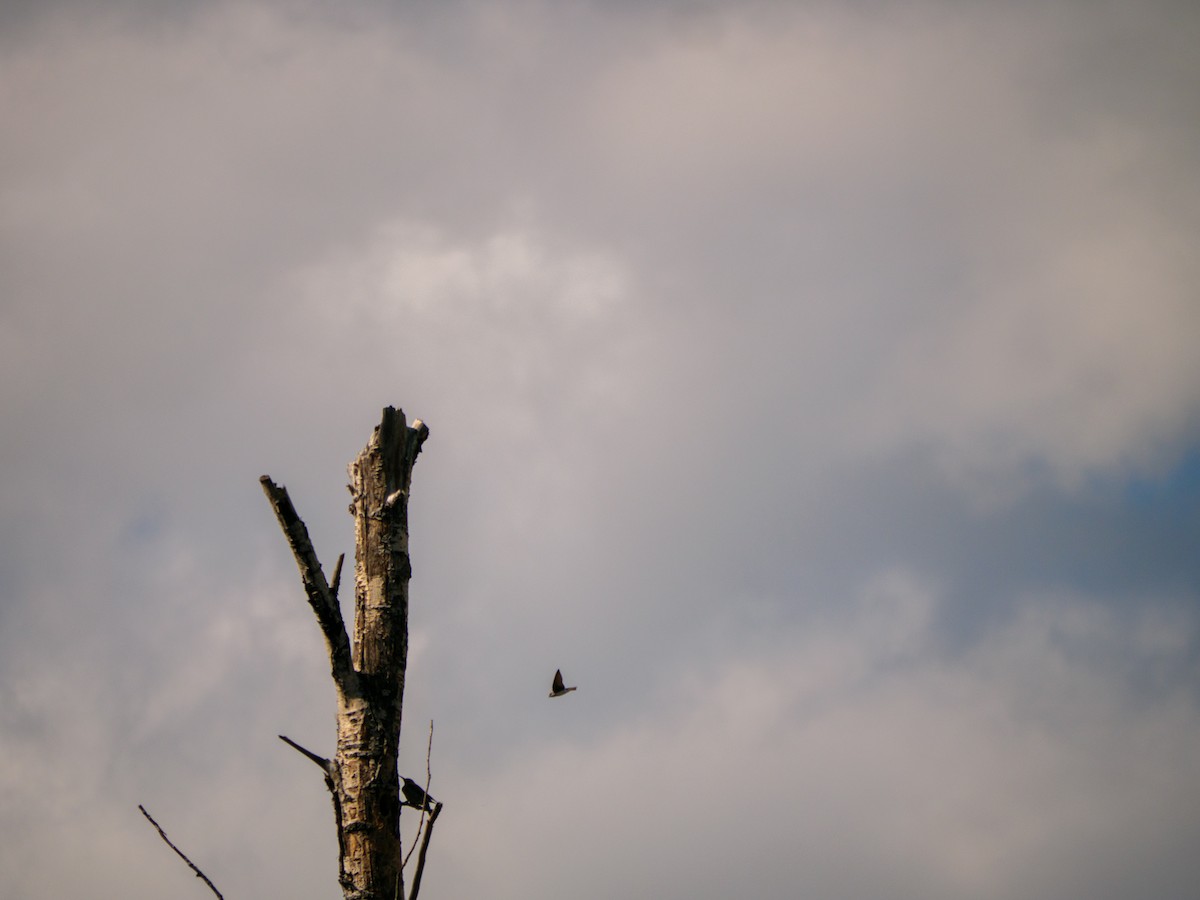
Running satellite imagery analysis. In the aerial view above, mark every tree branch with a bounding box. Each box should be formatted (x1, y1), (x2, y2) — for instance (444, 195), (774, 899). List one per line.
(407, 802), (441, 900)
(278, 735), (349, 889)
(138, 804), (224, 900)
(329, 552), (345, 602)
(260, 475), (358, 696)
(401, 721), (436, 873)
(402, 720), (442, 900)
(279, 734), (331, 774)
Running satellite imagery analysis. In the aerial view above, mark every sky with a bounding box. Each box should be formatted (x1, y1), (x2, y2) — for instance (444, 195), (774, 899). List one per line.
(2, 1), (1199, 897)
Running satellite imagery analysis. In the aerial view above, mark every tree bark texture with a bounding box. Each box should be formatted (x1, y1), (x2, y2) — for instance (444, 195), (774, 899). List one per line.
(262, 406), (429, 900)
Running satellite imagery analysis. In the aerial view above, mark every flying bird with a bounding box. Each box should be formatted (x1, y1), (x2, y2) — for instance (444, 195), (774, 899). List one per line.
(401, 777), (437, 811)
(549, 669), (577, 698)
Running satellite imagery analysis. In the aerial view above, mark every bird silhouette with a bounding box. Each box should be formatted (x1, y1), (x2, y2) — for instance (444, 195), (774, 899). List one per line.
(401, 777), (437, 810)
(549, 669), (577, 698)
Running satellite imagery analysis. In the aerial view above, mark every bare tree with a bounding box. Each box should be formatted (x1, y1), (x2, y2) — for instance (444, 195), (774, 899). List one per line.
(260, 406), (434, 900)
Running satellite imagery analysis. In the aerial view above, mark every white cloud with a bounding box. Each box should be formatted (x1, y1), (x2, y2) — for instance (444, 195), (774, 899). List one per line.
(572, 3), (1200, 500)
(439, 583), (1200, 900)
(858, 146), (1200, 498)
(295, 220), (629, 326)
(1, 3), (1198, 899)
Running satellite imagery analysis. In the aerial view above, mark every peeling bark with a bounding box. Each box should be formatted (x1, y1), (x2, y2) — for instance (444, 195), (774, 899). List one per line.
(263, 407), (429, 900)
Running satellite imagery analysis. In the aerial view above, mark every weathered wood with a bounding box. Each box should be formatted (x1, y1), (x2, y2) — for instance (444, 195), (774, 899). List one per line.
(279, 734), (331, 773)
(138, 805), (225, 900)
(264, 406), (430, 900)
(259, 476), (358, 697)
(407, 801), (441, 900)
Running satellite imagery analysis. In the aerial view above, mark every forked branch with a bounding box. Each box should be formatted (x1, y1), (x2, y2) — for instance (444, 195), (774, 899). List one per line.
(259, 476), (357, 695)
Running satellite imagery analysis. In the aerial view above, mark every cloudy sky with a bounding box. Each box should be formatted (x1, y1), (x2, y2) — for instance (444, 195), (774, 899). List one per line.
(2, 1), (1199, 897)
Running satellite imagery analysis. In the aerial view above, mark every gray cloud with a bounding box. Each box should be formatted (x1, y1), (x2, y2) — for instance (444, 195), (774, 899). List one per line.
(2, 2), (1198, 898)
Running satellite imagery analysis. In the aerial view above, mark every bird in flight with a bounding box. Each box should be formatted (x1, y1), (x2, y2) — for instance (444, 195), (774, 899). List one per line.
(401, 777), (438, 811)
(549, 669), (577, 698)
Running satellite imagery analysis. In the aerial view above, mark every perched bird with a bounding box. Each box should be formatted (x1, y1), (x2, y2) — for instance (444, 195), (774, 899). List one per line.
(549, 669), (577, 698)
(401, 777), (437, 811)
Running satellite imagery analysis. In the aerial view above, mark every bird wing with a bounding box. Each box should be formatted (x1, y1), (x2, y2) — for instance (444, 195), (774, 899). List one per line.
(552, 669), (564, 692)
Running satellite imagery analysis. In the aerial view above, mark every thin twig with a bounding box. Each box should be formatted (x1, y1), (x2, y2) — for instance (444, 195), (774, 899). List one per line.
(401, 721), (435, 871)
(404, 721), (441, 900)
(138, 804), (224, 900)
(279, 734), (331, 773)
(278, 736), (347, 886)
(421, 720), (435, 846)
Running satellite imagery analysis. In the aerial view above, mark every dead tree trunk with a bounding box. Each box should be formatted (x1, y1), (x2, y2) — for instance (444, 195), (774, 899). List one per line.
(261, 406), (430, 900)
